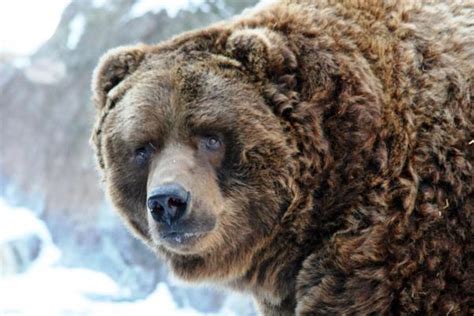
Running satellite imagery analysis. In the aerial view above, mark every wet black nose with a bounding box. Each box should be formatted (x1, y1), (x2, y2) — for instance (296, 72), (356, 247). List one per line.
(147, 183), (190, 226)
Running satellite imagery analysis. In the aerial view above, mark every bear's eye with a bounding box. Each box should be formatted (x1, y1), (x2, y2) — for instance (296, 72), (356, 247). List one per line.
(133, 143), (154, 166)
(203, 135), (222, 151)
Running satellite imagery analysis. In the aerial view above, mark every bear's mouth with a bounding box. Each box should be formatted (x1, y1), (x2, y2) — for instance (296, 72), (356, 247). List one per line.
(160, 231), (206, 247)
(151, 213), (216, 250)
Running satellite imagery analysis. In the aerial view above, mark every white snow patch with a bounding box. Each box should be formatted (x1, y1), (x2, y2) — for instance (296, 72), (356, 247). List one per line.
(200, 2), (211, 13)
(240, 0), (278, 17)
(0, 267), (209, 316)
(67, 14), (86, 50)
(12, 56), (31, 69)
(0, 198), (59, 275)
(0, 198), (236, 315)
(0, 199), (49, 246)
(256, 0), (278, 7)
(92, 0), (109, 8)
(24, 57), (66, 85)
(129, 0), (206, 19)
(0, 0), (71, 55)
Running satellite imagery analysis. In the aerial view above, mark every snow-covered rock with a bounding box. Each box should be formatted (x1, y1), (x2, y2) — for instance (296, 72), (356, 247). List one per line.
(0, 198), (51, 276)
(129, 0), (206, 19)
(24, 57), (66, 84)
(67, 14), (86, 49)
(0, 234), (42, 276)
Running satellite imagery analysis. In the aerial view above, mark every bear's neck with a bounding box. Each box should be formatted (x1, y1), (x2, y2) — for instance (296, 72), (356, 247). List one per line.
(229, 214), (319, 314)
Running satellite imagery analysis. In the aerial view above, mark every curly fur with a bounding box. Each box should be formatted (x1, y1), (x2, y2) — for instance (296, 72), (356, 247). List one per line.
(91, 1), (473, 315)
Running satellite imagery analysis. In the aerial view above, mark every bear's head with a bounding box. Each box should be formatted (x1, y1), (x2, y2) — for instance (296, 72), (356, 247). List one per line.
(90, 28), (305, 282)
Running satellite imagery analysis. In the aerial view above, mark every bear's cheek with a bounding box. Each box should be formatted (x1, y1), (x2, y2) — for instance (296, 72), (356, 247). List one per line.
(100, 137), (150, 238)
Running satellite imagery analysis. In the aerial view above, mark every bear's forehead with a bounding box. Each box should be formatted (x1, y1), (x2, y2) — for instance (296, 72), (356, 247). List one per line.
(117, 54), (260, 116)
(121, 67), (239, 113)
(107, 51), (275, 144)
(111, 67), (254, 141)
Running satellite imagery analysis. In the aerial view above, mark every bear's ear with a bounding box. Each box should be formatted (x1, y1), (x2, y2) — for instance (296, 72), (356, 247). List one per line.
(225, 28), (297, 79)
(92, 45), (147, 110)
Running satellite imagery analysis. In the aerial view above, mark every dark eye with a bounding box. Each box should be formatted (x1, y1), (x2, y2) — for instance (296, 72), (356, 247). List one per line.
(134, 144), (154, 166)
(203, 135), (222, 151)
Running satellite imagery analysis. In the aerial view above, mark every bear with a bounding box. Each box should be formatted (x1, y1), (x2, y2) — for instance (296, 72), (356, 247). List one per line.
(90, 0), (473, 315)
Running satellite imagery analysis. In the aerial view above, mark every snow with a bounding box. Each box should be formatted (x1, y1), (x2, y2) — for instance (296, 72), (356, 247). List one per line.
(0, 0), (71, 55)
(0, 199), (48, 243)
(240, 0), (278, 16)
(92, 0), (109, 8)
(11, 57), (31, 69)
(0, 198), (234, 315)
(129, 0), (206, 19)
(24, 57), (66, 85)
(67, 14), (86, 50)
(0, 271), (203, 316)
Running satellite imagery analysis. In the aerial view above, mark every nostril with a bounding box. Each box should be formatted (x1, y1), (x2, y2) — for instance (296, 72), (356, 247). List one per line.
(168, 197), (186, 209)
(147, 197), (165, 223)
(147, 198), (162, 212)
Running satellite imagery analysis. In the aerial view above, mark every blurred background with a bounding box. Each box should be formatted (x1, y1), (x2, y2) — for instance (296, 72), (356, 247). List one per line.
(0, 1), (264, 315)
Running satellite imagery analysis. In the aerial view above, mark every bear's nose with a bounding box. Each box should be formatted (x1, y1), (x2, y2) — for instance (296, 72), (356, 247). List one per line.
(147, 183), (190, 226)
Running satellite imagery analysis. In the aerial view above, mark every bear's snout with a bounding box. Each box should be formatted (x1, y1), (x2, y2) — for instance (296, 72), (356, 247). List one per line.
(145, 143), (221, 251)
(147, 183), (190, 226)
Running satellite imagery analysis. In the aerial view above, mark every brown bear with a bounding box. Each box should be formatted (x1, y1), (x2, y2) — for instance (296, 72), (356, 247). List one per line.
(90, 1), (473, 315)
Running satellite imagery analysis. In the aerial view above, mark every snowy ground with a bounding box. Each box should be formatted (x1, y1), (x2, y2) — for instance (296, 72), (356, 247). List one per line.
(0, 198), (235, 316)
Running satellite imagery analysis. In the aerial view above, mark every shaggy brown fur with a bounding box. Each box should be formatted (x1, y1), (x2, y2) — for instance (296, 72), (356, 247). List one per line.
(91, 1), (473, 315)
